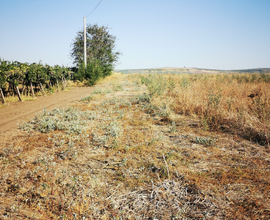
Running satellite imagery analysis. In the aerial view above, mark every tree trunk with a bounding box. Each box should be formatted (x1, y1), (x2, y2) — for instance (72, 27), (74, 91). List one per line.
(21, 82), (26, 95)
(61, 77), (66, 90)
(15, 86), (23, 102)
(64, 77), (67, 87)
(30, 82), (35, 98)
(13, 83), (16, 96)
(7, 83), (13, 96)
(56, 79), (60, 92)
(39, 82), (46, 96)
(26, 85), (29, 96)
(0, 88), (5, 103)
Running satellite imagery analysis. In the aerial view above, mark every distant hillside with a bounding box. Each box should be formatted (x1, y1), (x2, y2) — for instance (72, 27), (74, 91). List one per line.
(116, 67), (270, 74)
(226, 68), (270, 73)
(117, 68), (191, 74)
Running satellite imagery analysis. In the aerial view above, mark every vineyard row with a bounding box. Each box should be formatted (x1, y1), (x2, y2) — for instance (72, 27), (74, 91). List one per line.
(0, 59), (75, 103)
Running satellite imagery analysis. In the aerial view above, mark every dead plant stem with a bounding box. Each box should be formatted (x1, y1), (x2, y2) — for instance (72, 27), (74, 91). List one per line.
(163, 154), (170, 178)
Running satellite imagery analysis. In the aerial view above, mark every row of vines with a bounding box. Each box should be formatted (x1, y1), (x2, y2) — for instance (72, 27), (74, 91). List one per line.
(0, 59), (74, 103)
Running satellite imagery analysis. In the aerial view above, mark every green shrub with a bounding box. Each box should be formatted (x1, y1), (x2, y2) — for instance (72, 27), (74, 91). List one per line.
(74, 60), (113, 86)
(140, 74), (168, 97)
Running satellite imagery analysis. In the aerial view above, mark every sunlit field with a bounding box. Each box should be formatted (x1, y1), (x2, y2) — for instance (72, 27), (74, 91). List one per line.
(137, 73), (270, 146)
(1, 72), (269, 219)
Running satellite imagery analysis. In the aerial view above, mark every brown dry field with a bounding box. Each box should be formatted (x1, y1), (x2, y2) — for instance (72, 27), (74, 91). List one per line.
(0, 73), (269, 219)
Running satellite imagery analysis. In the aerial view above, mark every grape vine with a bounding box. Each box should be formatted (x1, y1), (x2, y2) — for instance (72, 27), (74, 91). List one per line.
(0, 59), (74, 103)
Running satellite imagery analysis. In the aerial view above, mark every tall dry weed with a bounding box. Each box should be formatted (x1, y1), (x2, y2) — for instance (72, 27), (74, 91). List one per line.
(135, 73), (270, 145)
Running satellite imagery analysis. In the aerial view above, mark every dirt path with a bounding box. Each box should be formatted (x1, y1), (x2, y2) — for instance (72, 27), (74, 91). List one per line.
(0, 87), (94, 145)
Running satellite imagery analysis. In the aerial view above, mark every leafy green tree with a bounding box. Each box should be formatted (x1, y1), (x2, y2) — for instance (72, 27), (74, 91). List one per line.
(70, 24), (121, 74)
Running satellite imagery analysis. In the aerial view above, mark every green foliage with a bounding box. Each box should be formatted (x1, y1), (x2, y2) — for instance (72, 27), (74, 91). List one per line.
(0, 59), (8, 87)
(140, 74), (168, 97)
(179, 77), (190, 89)
(26, 63), (39, 83)
(74, 64), (85, 82)
(4, 61), (26, 86)
(52, 65), (63, 80)
(74, 59), (113, 86)
(85, 60), (104, 86)
(0, 59), (73, 94)
(0, 59), (77, 103)
(70, 23), (120, 72)
(70, 23), (118, 85)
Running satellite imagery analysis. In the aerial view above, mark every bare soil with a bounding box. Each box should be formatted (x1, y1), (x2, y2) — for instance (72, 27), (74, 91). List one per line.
(0, 87), (94, 145)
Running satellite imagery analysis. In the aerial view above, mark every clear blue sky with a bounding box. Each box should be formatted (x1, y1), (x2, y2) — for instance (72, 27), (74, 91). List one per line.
(0, 0), (269, 70)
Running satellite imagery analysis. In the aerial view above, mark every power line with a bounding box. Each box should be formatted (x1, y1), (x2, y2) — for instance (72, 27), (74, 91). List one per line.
(86, 0), (102, 17)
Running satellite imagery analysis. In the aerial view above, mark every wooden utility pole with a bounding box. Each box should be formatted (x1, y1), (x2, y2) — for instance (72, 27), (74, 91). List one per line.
(83, 17), (87, 67)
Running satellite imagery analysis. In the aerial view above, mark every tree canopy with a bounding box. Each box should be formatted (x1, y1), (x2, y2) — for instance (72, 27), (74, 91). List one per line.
(70, 24), (120, 69)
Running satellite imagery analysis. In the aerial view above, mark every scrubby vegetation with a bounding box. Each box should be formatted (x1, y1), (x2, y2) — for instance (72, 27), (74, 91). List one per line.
(0, 72), (269, 219)
(73, 60), (113, 87)
(139, 73), (270, 146)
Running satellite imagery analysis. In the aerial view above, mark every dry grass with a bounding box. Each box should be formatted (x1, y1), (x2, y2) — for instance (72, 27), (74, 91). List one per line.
(0, 72), (269, 219)
(0, 95), (37, 106)
(137, 73), (270, 146)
